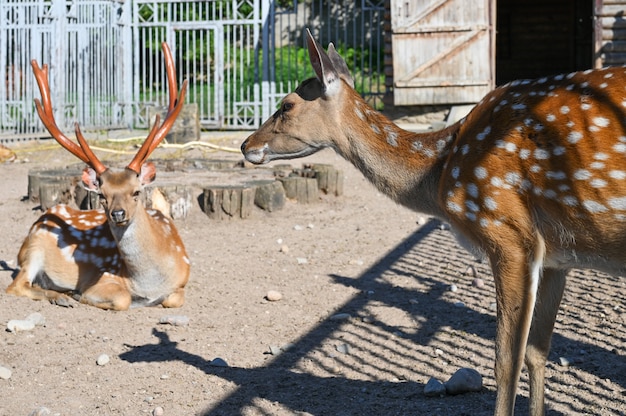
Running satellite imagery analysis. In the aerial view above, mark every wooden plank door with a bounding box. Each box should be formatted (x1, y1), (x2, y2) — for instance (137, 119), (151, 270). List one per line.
(391, 0), (495, 105)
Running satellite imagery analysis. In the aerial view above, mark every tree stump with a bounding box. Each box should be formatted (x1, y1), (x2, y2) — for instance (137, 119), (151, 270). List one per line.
(145, 185), (193, 220)
(202, 185), (256, 220)
(279, 176), (319, 203)
(75, 185), (100, 210)
(311, 164), (344, 196)
(250, 180), (285, 212)
(28, 168), (82, 203)
(38, 178), (75, 210)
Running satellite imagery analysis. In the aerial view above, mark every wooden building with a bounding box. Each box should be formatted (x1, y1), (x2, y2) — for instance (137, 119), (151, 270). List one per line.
(387, 0), (626, 106)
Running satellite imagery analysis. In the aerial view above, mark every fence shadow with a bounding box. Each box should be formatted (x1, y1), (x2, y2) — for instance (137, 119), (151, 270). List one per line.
(120, 219), (624, 415)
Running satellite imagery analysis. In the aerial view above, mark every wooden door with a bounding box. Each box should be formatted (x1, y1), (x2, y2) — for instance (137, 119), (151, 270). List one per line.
(391, 0), (495, 105)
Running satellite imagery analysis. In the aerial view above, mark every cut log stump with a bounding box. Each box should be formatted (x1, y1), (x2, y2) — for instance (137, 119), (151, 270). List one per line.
(202, 185), (256, 220)
(279, 176), (319, 203)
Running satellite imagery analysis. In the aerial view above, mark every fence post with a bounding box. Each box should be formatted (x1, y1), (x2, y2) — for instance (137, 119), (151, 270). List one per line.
(50, 0), (66, 129)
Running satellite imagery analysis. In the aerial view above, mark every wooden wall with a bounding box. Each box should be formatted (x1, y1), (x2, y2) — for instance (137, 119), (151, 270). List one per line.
(596, 0), (626, 67)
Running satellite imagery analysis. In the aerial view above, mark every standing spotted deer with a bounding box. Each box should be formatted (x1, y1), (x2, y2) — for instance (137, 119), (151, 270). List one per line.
(6, 43), (190, 311)
(241, 30), (626, 415)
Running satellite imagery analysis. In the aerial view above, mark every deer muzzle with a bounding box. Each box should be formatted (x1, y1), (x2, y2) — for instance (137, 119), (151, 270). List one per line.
(110, 209), (127, 224)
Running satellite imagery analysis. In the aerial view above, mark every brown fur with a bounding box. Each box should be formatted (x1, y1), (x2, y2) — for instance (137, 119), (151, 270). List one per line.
(241, 30), (626, 415)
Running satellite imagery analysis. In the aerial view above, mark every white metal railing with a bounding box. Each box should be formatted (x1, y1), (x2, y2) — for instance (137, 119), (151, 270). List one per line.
(0, 0), (384, 140)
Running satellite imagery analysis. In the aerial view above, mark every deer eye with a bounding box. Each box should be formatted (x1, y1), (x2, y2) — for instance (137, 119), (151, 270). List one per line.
(282, 101), (294, 113)
(132, 190), (141, 199)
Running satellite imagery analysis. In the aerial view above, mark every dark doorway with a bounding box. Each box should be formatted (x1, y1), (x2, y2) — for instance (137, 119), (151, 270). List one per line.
(496, 0), (593, 85)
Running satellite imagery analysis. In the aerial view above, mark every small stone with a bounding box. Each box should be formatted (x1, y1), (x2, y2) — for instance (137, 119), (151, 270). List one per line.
(160, 374), (170, 380)
(448, 284), (458, 292)
(435, 348), (444, 356)
(269, 345), (282, 355)
(453, 301), (465, 308)
(0, 366), (12, 380)
(424, 377), (446, 397)
(559, 357), (570, 367)
(335, 343), (350, 354)
(489, 302), (497, 311)
(26, 312), (46, 326)
(445, 368), (483, 395)
(472, 278), (485, 288)
(279, 244), (289, 253)
(7, 319), (35, 332)
(158, 315), (190, 326)
(464, 265), (477, 277)
(96, 354), (110, 366)
(293, 224), (304, 230)
(209, 357), (228, 367)
(28, 407), (51, 416)
(330, 313), (351, 321)
(296, 257), (308, 264)
(265, 290), (282, 302)
(152, 407), (164, 416)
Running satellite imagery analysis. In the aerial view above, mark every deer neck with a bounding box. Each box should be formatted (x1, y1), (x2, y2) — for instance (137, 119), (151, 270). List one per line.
(337, 98), (457, 218)
(108, 206), (161, 277)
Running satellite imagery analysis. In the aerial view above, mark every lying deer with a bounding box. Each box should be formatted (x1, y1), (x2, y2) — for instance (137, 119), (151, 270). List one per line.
(241, 29), (626, 415)
(6, 43), (190, 311)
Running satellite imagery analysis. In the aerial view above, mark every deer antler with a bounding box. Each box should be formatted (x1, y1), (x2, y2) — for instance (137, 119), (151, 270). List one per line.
(126, 42), (188, 174)
(31, 60), (107, 175)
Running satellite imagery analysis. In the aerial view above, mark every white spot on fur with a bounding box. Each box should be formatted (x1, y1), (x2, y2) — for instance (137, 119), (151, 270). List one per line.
(562, 196), (578, 206)
(609, 170), (626, 179)
(613, 143), (626, 153)
(573, 169), (592, 180)
(560, 106), (570, 114)
(582, 200), (608, 213)
(552, 146), (566, 156)
(474, 167), (488, 179)
(467, 183), (479, 198)
(593, 117), (610, 128)
(484, 197), (497, 210)
(520, 149), (530, 159)
(534, 149), (550, 159)
(546, 171), (567, 180)
(476, 126), (491, 141)
(466, 200), (480, 212)
(546, 114), (556, 122)
(447, 201), (463, 213)
(591, 179), (607, 188)
(608, 197), (626, 210)
(567, 131), (583, 143)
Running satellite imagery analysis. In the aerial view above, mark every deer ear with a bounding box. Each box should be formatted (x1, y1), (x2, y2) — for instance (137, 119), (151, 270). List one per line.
(81, 167), (100, 191)
(306, 28), (342, 96)
(138, 162), (156, 186)
(327, 43), (354, 89)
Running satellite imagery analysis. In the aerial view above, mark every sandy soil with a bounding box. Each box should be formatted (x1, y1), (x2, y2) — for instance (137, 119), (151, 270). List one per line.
(0, 132), (624, 416)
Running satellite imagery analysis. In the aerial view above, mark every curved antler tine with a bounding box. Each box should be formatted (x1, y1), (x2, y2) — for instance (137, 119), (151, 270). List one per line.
(31, 60), (90, 163)
(127, 42), (188, 173)
(163, 42), (178, 110)
(31, 59), (106, 171)
(74, 123), (107, 175)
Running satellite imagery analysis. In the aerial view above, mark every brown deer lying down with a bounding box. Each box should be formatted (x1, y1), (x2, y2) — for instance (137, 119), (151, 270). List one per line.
(6, 43), (190, 311)
(241, 29), (626, 415)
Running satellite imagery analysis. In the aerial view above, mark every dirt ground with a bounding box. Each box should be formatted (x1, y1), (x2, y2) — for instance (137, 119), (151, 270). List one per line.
(0, 131), (624, 416)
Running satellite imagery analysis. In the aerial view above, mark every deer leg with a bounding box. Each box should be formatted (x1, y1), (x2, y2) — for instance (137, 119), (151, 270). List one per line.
(78, 273), (132, 311)
(6, 267), (74, 306)
(491, 235), (544, 416)
(160, 287), (185, 308)
(525, 267), (567, 416)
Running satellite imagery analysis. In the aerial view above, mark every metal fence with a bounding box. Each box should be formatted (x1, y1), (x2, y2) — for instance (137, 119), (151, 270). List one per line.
(0, 0), (385, 141)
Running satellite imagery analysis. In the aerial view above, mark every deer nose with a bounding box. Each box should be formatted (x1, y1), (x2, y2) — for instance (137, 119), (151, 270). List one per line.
(240, 139), (248, 154)
(111, 209), (126, 224)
